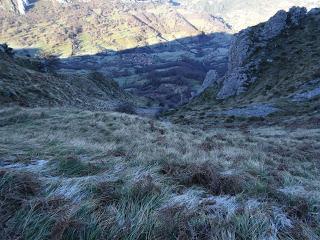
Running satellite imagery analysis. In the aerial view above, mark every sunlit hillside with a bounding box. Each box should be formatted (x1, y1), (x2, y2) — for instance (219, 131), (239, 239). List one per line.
(1, 2), (320, 239)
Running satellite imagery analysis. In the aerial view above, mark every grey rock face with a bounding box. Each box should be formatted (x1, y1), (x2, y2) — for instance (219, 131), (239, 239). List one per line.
(196, 70), (218, 95)
(216, 69), (248, 99)
(289, 6), (307, 25)
(259, 10), (288, 41)
(215, 7), (308, 99)
(227, 29), (252, 71)
(17, 0), (29, 14)
(0, 0), (31, 14)
(309, 8), (320, 15)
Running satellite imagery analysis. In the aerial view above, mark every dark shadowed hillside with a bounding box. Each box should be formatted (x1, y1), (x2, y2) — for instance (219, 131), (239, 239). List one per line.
(0, 44), (133, 110)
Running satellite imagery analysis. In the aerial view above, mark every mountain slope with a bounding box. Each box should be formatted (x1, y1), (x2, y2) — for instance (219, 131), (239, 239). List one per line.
(0, 0), (233, 107)
(0, 0), (231, 56)
(168, 7), (320, 128)
(1, 6), (320, 239)
(0, 44), (132, 109)
(1, 0), (320, 108)
(178, 0), (320, 31)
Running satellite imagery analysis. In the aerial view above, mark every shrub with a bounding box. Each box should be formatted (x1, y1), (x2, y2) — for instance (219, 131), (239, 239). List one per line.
(0, 43), (14, 56)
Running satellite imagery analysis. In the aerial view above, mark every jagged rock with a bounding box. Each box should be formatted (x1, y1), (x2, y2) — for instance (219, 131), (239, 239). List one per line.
(0, 44), (13, 55)
(259, 10), (288, 41)
(215, 7), (309, 99)
(197, 70), (218, 95)
(227, 29), (252, 71)
(309, 8), (320, 15)
(216, 69), (248, 99)
(0, 0), (31, 14)
(17, 0), (29, 14)
(289, 6), (307, 25)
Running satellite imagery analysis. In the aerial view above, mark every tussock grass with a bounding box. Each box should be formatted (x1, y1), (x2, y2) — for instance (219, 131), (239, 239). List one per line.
(0, 107), (319, 239)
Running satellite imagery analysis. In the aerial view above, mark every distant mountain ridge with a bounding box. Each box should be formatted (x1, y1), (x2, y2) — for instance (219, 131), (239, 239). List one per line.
(177, 0), (320, 31)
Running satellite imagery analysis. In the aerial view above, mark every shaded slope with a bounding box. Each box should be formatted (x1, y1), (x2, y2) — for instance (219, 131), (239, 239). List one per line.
(53, 33), (232, 107)
(0, 45), (132, 109)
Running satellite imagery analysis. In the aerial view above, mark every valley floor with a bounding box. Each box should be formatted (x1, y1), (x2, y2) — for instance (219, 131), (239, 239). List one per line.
(0, 107), (320, 239)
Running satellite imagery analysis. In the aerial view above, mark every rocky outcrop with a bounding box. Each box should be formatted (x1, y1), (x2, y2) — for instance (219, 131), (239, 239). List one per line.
(17, 0), (30, 14)
(0, 0), (31, 14)
(196, 70), (219, 96)
(0, 44), (13, 55)
(214, 7), (308, 99)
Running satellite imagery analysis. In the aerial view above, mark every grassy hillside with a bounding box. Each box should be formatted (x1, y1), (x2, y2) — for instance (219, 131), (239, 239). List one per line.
(0, 46), (133, 110)
(1, 106), (320, 239)
(178, 0), (320, 31)
(1, 4), (320, 240)
(0, 0), (230, 57)
(0, 0), (232, 107)
(168, 10), (320, 128)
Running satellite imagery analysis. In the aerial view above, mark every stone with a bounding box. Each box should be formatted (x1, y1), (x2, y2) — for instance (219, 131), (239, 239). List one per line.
(289, 6), (307, 25)
(309, 8), (320, 15)
(197, 70), (219, 95)
(259, 10), (288, 41)
(213, 7), (309, 100)
(217, 69), (248, 99)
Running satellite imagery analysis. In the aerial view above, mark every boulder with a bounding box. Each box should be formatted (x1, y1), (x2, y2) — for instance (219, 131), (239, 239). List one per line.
(197, 70), (219, 95)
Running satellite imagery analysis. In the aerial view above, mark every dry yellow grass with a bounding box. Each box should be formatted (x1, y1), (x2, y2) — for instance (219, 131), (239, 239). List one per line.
(0, 106), (319, 239)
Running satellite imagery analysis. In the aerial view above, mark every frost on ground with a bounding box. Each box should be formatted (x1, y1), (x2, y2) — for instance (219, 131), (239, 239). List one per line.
(0, 107), (319, 239)
(220, 103), (279, 117)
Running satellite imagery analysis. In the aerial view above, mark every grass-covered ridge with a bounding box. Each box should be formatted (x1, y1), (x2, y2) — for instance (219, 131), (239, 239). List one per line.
(168, 9), (320, 128)
(0, 47), (133, 110)
(1, 107), (319, 239)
